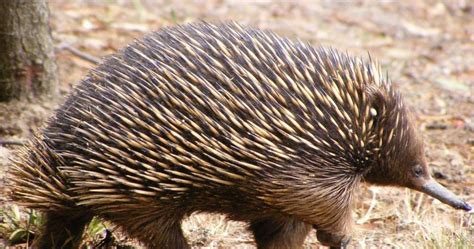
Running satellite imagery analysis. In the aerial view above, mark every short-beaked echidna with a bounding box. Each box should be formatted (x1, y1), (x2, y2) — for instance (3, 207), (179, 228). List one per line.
(7, 22), (472, 249)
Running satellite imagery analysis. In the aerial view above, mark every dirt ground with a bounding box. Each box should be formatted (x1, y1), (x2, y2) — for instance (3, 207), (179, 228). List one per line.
(1, 0), (473, 248)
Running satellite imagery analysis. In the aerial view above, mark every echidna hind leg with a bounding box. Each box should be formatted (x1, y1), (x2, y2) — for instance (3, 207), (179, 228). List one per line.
(107, 214), (190, 249)
(249, 218), (312, 249)
(32, 211), (93, 249)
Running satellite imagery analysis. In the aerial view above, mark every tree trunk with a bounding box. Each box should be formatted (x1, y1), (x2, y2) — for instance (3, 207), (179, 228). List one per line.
(0, 0), (57, 102)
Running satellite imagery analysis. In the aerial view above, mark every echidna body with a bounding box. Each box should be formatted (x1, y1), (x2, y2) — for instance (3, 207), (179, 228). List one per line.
(8, 22), (471, 248)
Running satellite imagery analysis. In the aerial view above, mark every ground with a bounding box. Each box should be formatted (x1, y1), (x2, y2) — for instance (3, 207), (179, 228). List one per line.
(0, 0), (473, 248)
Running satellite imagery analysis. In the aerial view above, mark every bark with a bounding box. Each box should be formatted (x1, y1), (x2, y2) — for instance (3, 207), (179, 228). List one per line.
(0, 0), (57, 102)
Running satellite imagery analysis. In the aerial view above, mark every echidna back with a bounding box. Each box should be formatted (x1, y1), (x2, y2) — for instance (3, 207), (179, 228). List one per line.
(9, 22), (392, 217)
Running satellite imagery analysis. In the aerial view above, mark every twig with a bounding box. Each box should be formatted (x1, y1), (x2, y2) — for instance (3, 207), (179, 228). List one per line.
(0, 139), (26, 146)
(57, 43), (102, 65)
(26, 209), (33, 248)
(356, 188), (378, 224)
(415, 193), (424, 214)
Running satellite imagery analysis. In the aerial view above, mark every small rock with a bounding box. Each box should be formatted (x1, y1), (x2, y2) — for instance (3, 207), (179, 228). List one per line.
(464, 119), (474, 132)
(425, 121), (448, 130)
(433, 171), (448, 180)
(467, 138), (474, 146)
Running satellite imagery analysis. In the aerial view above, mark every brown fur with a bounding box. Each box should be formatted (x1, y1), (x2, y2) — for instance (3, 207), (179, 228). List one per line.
(32, 212), (93, 249)
(7, 22), (440, 248)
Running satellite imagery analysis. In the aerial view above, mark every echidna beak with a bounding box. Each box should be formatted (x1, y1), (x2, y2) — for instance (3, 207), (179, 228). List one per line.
(420, 179), (472, 212)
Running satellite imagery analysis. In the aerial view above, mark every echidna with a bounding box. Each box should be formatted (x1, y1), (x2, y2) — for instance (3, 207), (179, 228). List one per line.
(7, 22), (472, 249)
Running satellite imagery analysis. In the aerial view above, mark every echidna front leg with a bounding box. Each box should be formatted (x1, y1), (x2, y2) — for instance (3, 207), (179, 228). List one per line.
(32, 211), (93, 249)
(249, 217), (312, 249)
(312, 201), (354, 248)
(316, 229), (351, 249)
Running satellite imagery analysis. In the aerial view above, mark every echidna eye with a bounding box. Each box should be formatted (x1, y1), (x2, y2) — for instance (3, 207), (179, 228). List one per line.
(413, 165), (423, 177)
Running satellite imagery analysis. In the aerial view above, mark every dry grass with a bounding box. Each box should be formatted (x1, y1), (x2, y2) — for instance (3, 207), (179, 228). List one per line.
(1, 0), (473, 248)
